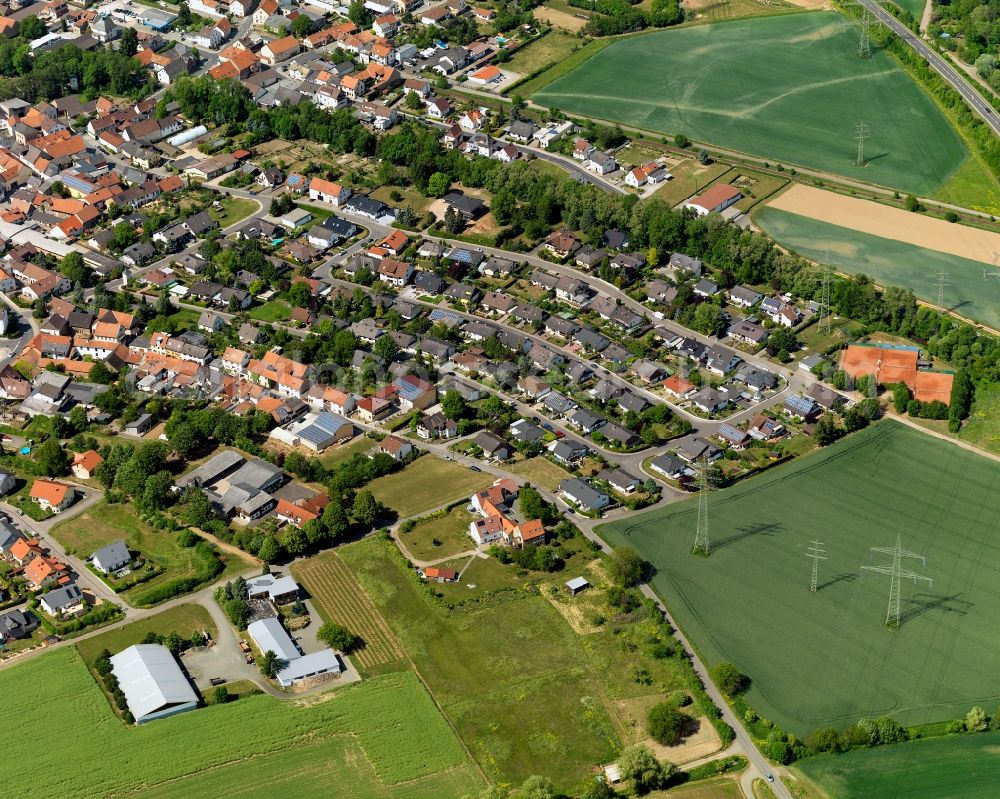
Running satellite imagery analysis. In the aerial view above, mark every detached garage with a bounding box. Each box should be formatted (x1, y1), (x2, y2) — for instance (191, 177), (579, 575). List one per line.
(110, 644), (199, 724)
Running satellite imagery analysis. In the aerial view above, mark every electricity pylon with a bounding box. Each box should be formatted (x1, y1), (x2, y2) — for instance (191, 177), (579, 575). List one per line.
(861, 533), (932, 628)
(806, 539), (826, 593)
(692, 458), (711, 556)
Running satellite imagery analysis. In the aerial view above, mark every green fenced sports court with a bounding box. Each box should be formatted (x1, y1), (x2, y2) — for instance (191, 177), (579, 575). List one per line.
(533, 13), (967, 195)
(598, 421), (1000, 735)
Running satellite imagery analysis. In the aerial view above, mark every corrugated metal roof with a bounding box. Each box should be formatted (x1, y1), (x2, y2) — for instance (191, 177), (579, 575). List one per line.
(247, 617), (300, 663)
(110, 644), (198, 722)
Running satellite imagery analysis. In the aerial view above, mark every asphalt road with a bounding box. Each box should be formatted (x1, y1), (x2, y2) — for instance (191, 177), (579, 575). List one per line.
(858, 0), (1000, 137)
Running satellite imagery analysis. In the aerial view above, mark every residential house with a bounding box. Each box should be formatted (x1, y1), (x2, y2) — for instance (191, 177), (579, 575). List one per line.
(29, 479), (75, 513)
(560, 478), (610, 513)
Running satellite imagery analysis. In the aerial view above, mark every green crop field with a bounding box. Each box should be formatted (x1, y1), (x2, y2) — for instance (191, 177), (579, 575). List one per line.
(0, 647), (481, 799)
(599, 421), (1000, 736)
(755, 206), (1000, 330)
(533, 13), (967, 195)
(796, 731), (1000, 798)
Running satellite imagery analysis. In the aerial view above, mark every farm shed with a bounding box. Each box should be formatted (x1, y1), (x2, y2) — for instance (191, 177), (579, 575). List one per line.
(110, 644), (198, 724)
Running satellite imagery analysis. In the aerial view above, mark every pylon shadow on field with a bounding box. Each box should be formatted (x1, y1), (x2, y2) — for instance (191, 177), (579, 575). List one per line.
(900, 593), (972, 625)
(713, 521), (782, 551)
(817, 572), (858, 591)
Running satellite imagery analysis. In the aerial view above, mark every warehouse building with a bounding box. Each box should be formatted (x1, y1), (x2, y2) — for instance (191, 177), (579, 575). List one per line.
(110, 644), (199, 724)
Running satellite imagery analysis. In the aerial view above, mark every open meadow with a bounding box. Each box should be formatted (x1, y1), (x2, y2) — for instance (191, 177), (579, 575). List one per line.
(795, 731), (1000, 798)
(340, 537), (620, 788)
(0, 647), (482, 799)
(755, 205), (1000, 330)
(598, 421), (1000, 736)
(367, 456), (492, 518)
(532, 13), (968, 196)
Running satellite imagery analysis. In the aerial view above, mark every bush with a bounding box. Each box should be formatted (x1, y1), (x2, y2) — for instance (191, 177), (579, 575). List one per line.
(176, 529), (198, 548)
(710, 662), (748, 696)
(213, 685), (230, 705)
(317, 622), (360, 652)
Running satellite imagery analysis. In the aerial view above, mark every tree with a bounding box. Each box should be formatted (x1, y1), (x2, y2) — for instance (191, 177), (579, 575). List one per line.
(976, 53), (998, 78)
(692, 302), (724, 336)
(513, 776), (554, 799)
(711, 662), (748, 696)
(348, 0), (373, 26)
(120, 26), (138, 57)
(292, 12), (313, 37)
(373, 334), (399, 361)
(257, 536), (280, 563)
(609, 547), (648, 587)
(441, 390), (467, 420)
(141, 471), (174, 511)
(618, 744), (669, 795)
(88, 360), (116, 384)
(580, 776), (617, 799)
(288, 281), (311, 308)
(967, 706), (988, 732)
(259, 649), (280, 678)
(317, 622), (360, 651)
(168, 421), (200, 458)
(427, 171), (450, 197)
(352, 489), (378, 526)
(518, 486), (549, 523)
(892, 382), (910, 414)
(765, 326), (798, 358)
(35, 438), (69, 476)
(213, 685), (230, 704)
(673, 133), (689, 148)
(647, 700), (689, 746)
(405, 89), (422, 109)
(280, 525), (307, 556)
(60, 251), (87, 286)
(815, 413), (839, 446)
(177, 1), (192, 24)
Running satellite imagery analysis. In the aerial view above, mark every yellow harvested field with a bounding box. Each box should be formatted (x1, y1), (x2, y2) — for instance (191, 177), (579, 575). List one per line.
(768, 184), (1000, 265)
(534, 5), (588, 30)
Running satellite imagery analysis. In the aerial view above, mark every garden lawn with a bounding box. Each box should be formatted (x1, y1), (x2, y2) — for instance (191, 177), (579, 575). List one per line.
(598, 421), (1000, 736)
(49, 502), (243, 605)
(340, 537), (621, 789)
(367, 457), (492, 518)
(401, 506), (476, 561)
(318, 435), (375, 468)
(209, 197), (258, 229)
(249, 299), (292, 322)
(0, 647), (480, 799)
(795, 731), (1000, 798)
(533, 13), (967, 195)
(755, 206), (1000, 330)
(508, 456), (573, 491)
